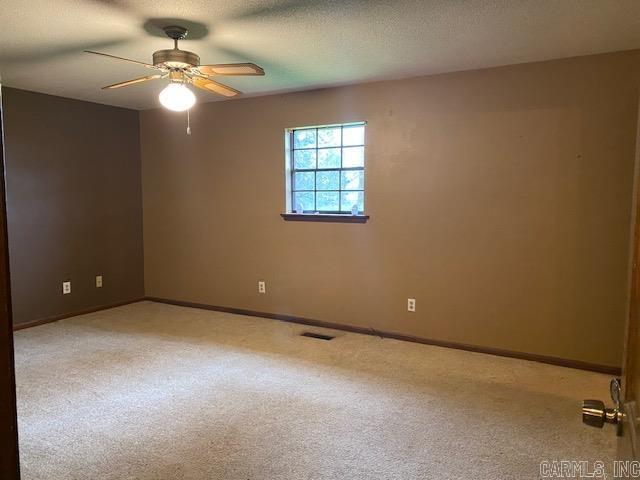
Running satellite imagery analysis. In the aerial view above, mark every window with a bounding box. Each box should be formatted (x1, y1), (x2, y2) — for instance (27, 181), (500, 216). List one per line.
(286, 122), (365, 215)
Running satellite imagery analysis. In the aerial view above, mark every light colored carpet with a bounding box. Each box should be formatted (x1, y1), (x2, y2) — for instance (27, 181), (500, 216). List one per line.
(14, 301), (615, 479)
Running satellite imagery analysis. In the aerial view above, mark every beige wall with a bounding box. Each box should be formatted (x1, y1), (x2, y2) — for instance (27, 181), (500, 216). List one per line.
(2, 88), (144, 325)
(141, 50), (640, 368)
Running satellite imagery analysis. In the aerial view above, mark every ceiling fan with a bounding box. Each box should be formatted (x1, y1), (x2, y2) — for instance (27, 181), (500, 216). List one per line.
(85, 26), (265, 111)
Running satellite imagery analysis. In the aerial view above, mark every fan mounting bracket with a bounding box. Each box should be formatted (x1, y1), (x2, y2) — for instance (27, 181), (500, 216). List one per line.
(163, 26), (188, 41)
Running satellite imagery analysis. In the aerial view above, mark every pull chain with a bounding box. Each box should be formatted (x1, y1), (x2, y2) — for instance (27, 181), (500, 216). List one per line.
(186, 108), (192, 136)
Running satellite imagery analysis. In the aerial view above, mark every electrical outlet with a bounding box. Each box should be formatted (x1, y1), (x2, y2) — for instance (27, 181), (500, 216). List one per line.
(407, 298), (416, 312)
(96, 275), (103, 288)
(62, 281), (71, 295)
(258, 280), (266, 294)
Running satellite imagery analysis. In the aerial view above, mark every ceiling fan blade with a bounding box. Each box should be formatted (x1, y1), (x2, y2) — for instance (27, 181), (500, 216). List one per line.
(196, 63), (265, 76)
(102, 74), (162, 90)
(191, 77), (241, 97)
(85, 50), (157, 70)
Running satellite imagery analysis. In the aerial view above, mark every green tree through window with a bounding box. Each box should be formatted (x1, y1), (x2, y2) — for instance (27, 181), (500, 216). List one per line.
(289, 123), (365, 214)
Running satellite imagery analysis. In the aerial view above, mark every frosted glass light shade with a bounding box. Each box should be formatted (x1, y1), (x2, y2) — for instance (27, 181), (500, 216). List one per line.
(159, 83), (196, 112)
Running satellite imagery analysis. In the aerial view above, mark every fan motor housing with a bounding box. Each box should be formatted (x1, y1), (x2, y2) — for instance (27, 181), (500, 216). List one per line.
(153, 49), (200, 69)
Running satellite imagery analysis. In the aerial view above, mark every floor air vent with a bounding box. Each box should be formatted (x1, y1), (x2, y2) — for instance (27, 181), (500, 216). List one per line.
(300, 332), (335, 341)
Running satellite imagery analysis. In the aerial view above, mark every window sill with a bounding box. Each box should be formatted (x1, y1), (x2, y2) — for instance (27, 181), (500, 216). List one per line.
(280, 213), (370, 223)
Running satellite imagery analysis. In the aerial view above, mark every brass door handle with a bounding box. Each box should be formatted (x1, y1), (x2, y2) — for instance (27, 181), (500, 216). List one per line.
(582, 399), (621, 428)
(582, 378), (623, 435)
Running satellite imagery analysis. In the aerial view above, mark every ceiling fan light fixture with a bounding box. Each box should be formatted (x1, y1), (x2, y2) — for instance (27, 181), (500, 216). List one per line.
(159, 82), (196, 112)
(86, 25), (264, 108)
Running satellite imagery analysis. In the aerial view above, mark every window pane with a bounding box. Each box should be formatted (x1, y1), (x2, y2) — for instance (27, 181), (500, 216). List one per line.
(294, 171), (315, 191)
(294, 191), (314, 211)
(317, 127), (341, 147)
(317, 148), (341, 168)
(341, 170), (364, 190)
(343, 125), (365, 146)
(288, 123), (366, 214)
(294, 149), (316, 169)
(293, 129), (316, 149)
(340, 191), (364, 213)
(342, 147), (364, 167)
(316, 171), (339, 190)
(316, 191), (339, 212)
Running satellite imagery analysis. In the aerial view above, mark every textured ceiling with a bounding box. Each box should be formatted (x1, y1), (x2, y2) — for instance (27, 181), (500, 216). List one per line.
(1, 0), (640, 110)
